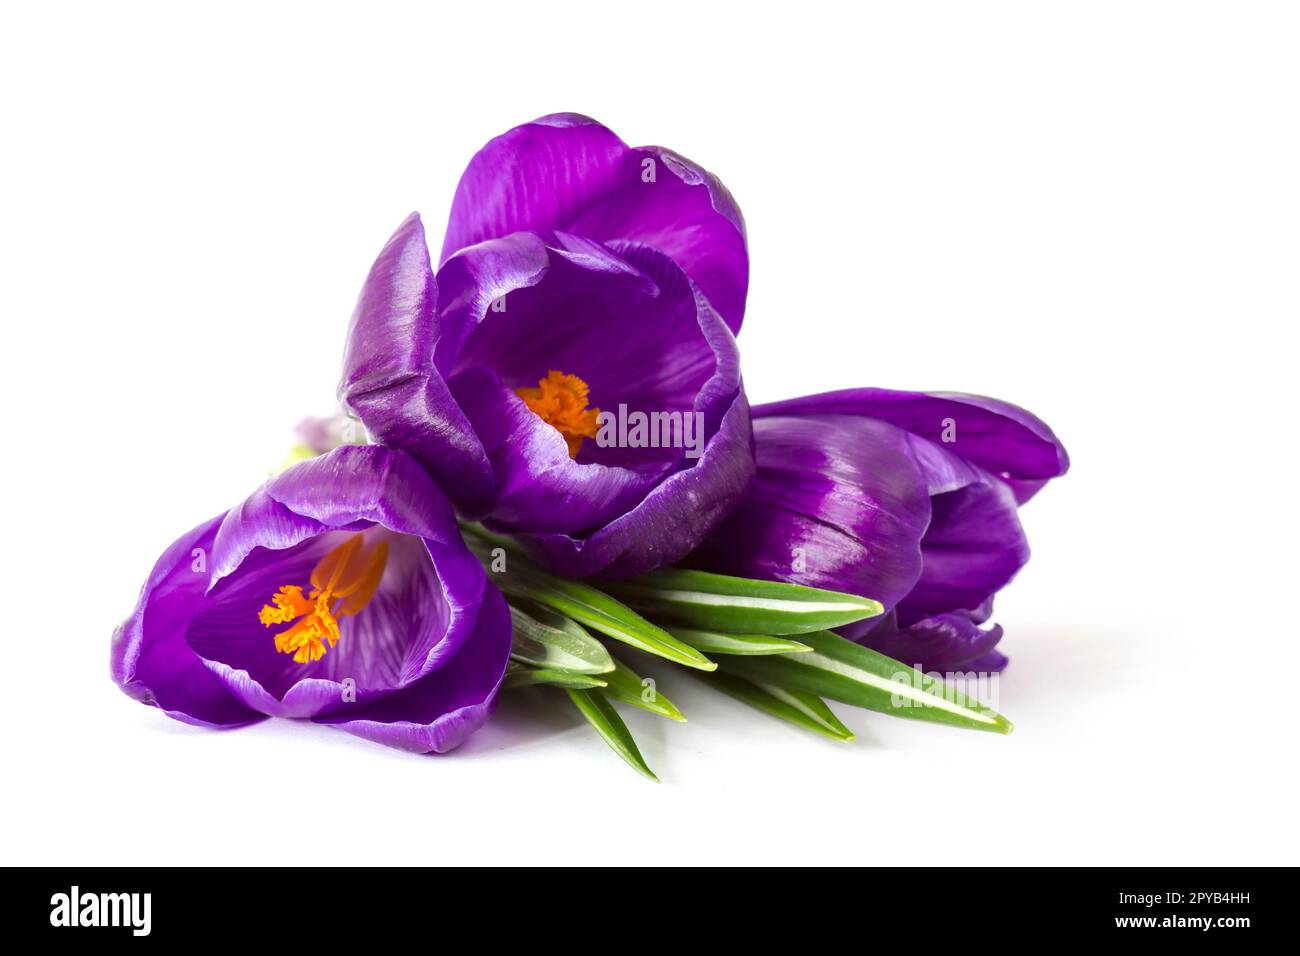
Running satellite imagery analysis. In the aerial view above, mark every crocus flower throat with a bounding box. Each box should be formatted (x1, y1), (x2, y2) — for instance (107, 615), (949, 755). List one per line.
(515, 369), (601, 458)
(258, 533), (388, 663)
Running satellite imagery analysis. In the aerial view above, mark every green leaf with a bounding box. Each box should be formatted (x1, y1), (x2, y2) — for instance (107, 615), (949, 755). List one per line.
(462, 533), (716, 672)
(566, 689), (659, 781)
(707, 672), (854, 741)
(508, 599), (615, 675)
(666, 626), (812, 656)
(459, 521), (522, 555)
(601, 657), (686, 721)
(502, 664), (608, 691)
(598, 568), (883, 635)
(718, 630), (1013, 734)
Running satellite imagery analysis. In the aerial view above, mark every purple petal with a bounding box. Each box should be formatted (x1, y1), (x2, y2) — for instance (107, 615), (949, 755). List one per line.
(314, 584), (512, 753)
(686, 415), (931, 613)
(451, 368), (662, 535)
(111, 515), (266, 729)
(339, 212), (437, 400)
(510, 387), (755, 578)
(754, 388), (1069, 498)
(433, 230), (552, 378)
(966, 650), (1010, 672)
(451, 235), (715, 417)
(338, 213), (495, 517)
(566, 146), (748, 333)
(440, 114), (748, 331)
(440, 115), (627, 260)
(857, 606), (1007, 673)
(897, 467), (1029, 621)
(208, 444), (474, 581)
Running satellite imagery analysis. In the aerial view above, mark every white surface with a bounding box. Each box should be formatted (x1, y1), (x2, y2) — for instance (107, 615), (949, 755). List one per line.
(2, 2), (1296, 866)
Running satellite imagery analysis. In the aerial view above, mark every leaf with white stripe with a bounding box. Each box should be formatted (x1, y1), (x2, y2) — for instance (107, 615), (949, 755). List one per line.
(508, 599), (615, 675)
(708, 672), (855, 741)
(462, 531), (717, 672)
(667, 627), (812, 656)
(599, 568), (883, 635)
(718, 630), (1013, 734)
(503, 663), (608, 691)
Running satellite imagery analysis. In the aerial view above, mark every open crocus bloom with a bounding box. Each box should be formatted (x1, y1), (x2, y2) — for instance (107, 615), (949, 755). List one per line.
(684, 389), (1070, 672)
(340, 215), (754, 579)
(110, 445), (511, 753)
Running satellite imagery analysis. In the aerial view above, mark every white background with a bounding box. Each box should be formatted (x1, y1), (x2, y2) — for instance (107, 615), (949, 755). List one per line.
(2, 2), (1296, 866)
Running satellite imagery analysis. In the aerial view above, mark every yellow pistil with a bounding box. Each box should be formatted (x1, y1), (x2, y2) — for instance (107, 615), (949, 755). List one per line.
(257, 533), (388, 664)
(515, 370), (601, 458)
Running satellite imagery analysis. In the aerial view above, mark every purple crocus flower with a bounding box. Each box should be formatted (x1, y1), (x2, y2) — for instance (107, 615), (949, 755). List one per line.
(683, 389), (1070, 672)
(339, 117), (754, 579)
(111, 445), (511, 753)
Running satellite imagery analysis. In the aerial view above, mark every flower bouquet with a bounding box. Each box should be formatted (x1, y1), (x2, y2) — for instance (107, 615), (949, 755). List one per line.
(112, 114), (1068, 778)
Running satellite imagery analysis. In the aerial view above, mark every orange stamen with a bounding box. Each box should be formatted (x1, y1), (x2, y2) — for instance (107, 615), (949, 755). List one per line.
(515, 370), (601, 458)
(256, 533), (388, 664)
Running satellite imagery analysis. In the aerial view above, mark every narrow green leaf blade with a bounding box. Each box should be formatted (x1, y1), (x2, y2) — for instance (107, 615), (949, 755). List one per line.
(502, 664), (608, 691)
(512, 576), (716, 671)
(464, 534), (716, 671)
(599, 568), (883, 635)
(719, 630), (1013, 734)
(667, 626), (812, 656)
(601, 657), (686, 721)
(707, 672), (854, 741)
(508, 599), (615, 674)
(565, 689), (659, 781)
